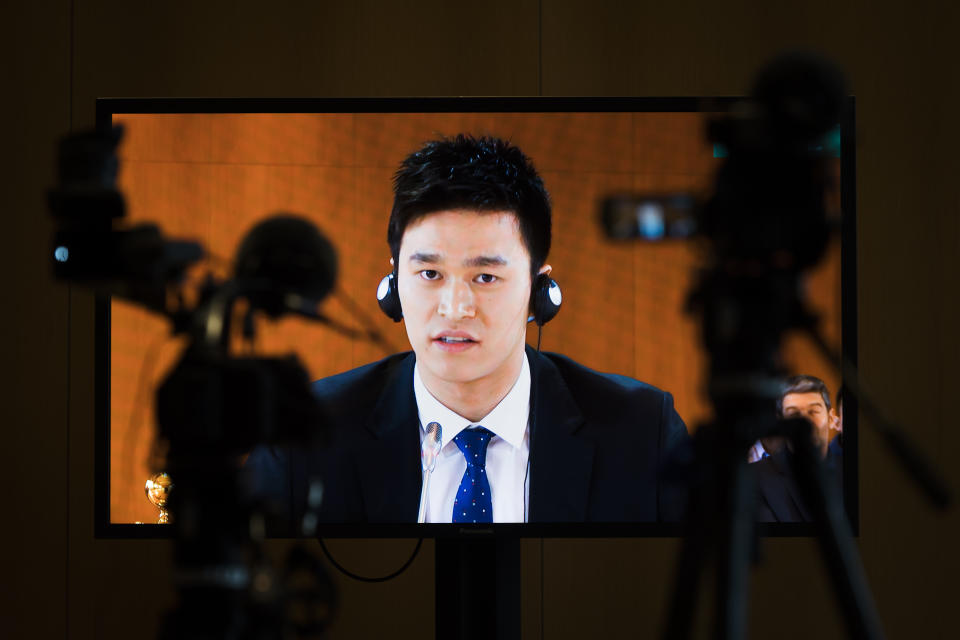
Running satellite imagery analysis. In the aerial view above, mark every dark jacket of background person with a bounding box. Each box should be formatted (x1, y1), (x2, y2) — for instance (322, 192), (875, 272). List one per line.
(755, 446), (844, 523)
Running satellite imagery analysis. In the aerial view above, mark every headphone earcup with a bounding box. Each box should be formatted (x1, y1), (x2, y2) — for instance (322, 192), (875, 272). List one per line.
(530, 274), (562, 326)
(376, 272), (403, 322)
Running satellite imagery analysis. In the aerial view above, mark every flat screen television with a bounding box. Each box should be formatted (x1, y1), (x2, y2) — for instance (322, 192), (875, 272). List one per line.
(94, 97), (856, 538)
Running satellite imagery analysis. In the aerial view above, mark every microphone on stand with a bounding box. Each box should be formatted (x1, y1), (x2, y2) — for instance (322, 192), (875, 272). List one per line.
(418, 422), (442, 524)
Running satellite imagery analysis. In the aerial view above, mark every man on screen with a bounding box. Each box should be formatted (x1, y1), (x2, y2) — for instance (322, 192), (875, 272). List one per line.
(245, 134), (689, 528)
(755, 374), (843, 522)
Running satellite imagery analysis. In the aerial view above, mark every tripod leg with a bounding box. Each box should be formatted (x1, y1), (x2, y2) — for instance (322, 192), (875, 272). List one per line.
(792, 445), (886, 640)
(715, 456), (756, 640)
(663, 461), (715, 640)
(663, 524), (708, 640)
(663, 423), (762, 640)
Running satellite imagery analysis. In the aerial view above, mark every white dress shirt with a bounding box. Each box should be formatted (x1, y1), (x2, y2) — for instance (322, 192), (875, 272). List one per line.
(747, 440), (768, 463)
(415, 354), (531, 523)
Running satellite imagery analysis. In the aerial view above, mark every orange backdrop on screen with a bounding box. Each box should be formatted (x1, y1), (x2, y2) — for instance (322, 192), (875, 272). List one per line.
(110, 112), (841, 524)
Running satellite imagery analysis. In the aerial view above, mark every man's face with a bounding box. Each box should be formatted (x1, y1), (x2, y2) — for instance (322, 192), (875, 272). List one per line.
(781, 391), (836, 454)
(396, 209), (538, 389)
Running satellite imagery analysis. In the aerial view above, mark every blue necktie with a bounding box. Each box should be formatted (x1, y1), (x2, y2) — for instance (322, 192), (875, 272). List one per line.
(452, 427), (494, 523)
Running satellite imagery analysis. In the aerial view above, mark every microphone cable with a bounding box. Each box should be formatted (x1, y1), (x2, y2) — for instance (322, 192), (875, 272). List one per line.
(317, 537), (423, 583)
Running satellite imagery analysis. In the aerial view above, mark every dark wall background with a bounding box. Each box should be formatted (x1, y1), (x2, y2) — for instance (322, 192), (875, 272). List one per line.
(3, 1), (957, 637)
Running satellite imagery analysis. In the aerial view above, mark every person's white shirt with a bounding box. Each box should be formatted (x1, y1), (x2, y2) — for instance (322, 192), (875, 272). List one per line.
(747, 440), (768, 463)
(415, 353), (531, 523)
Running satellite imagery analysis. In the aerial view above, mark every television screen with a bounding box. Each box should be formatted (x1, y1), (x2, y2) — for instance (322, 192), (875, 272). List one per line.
(96, 98), (855, 537)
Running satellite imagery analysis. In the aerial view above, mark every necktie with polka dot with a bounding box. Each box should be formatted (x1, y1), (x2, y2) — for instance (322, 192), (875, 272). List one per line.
(452, 427), (494, 523)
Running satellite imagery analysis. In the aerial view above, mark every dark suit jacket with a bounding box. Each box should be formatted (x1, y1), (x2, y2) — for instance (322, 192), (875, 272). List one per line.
(245, 345), (690, 529)
(755, 447), (843, 523)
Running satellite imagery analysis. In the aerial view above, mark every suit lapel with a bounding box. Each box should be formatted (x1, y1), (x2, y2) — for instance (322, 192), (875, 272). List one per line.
(354, 354), (422, 522)
(526, 348), (594, 522)
(764, 451), (812, 522)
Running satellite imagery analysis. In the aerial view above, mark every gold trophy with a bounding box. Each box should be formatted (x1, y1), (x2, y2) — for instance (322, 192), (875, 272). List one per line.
(144, 472), (173, 524)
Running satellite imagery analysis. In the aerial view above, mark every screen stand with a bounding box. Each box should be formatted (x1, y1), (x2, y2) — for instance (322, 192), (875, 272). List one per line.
(435, 537), (521, 640)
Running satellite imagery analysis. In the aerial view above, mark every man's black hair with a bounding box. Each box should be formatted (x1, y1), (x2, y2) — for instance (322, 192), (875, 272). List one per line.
(777, 374), (832, 417)
(388, 134), (551, 279)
